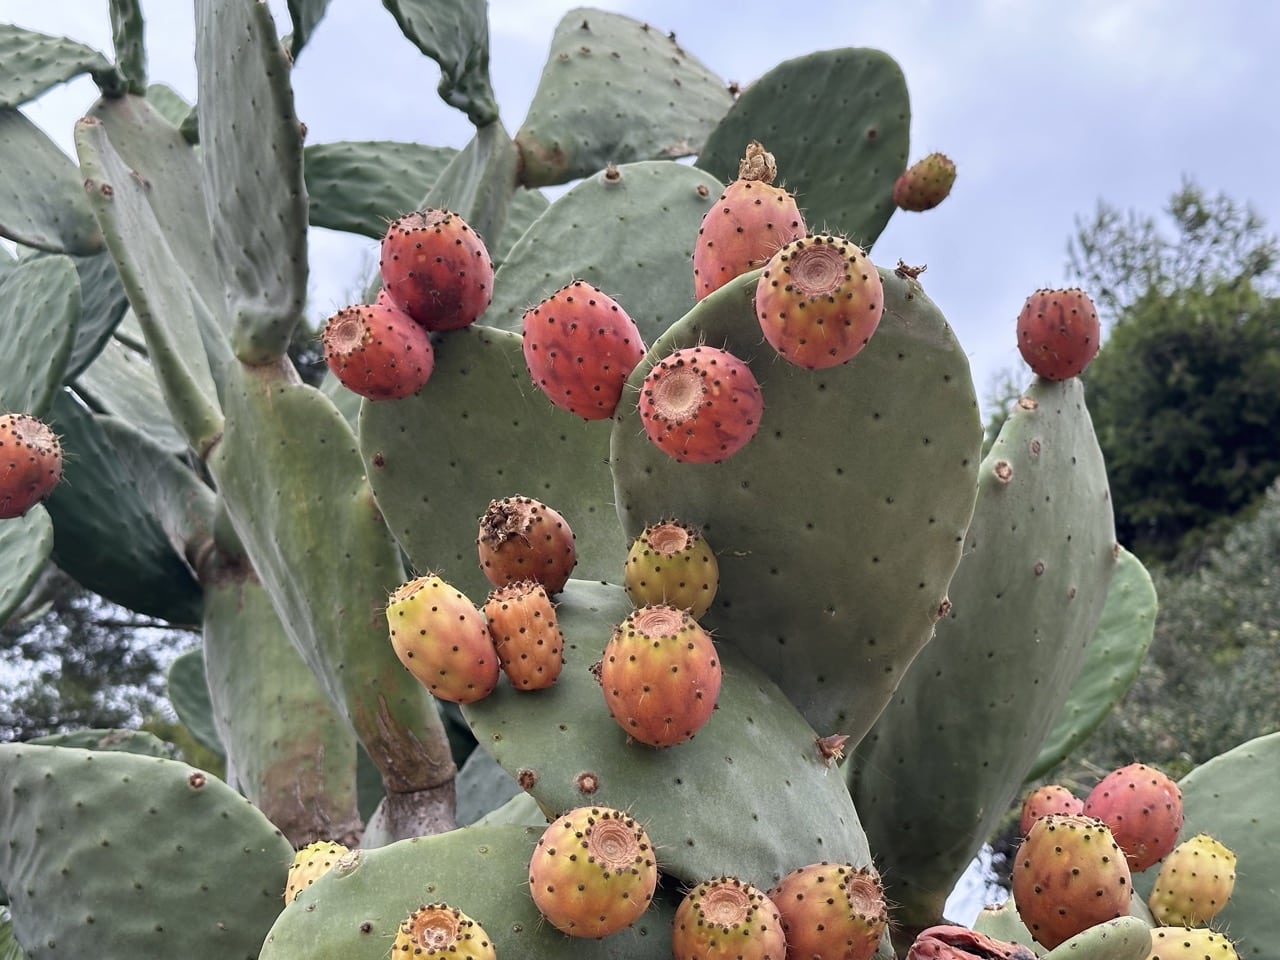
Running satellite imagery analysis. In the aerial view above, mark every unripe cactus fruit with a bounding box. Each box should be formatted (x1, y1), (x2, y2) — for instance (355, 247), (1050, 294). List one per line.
(1147, 833), (1237, 927)
(1015, 287), (1100, 381)
(905, 925), (1036, 960)
(321, 302), (435, 401)
(521, 280), (647, 420)
(672, 876), (787, 960)
(0, 413), (63, 519)
(892, 152), (957, 212)
(527, 806), (657, 938)
(1010, 813), (1133, 950)
(282, 839), (349, 904)
(754, 234), (884, 370)
(379, 209), (493, 331)
(1145, 926), (1240, 960)
(392, 903), (496, 959)
(692, 141), (807, 301)
(1083, 761), (1183, 873)
(768, 862), (889, 960)
(477, 496), (577, 595)
(385, 574), (499, 704)
(622, 519), (719, 619)
(1018, 783), (1084, 837)
(482, 579), (565, 690)
(596, 604), (721, 748)
(637, 345), (763, 464)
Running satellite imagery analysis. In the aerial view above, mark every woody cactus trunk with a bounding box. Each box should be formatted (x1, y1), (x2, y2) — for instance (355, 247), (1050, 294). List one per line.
(0, 3), (1275, 960)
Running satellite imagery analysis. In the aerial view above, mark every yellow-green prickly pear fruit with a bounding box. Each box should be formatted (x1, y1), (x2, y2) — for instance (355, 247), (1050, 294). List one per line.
(623, 519), (719, 619)
(1145, 926), (1240, 960)
(1148, 833), (1237, 927)
(283, 840), (349, 904)
(392, 903), (496, 959)
(386, 574), (499, 704)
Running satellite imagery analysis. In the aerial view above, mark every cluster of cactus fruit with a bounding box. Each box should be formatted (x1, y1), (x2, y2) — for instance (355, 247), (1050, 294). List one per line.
(1, 3), (1276, 960)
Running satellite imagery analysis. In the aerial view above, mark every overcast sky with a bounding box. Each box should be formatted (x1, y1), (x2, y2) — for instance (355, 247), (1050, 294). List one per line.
(5, 0), (1279, 412)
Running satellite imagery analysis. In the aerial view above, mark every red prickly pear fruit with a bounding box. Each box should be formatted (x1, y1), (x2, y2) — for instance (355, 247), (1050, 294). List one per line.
(672, 876), (787, 960)
(527, 805), (657, 938)
(1146, 926), (1241, 960)
(385, 574), (499, 704)
(692, 141), (807, 301)
(754, 234), (884, 370)
(597, 604), (721, 748)
(768, 862), (889, 960)
(905, 925), (1036, 960)
(379, 209), (493, 331)
(321, 302), (435, 401)
(477, 495), (577, 595)
(1147, 833), (1237, 927)
(392, 903), (496, 959)
(1016, 287), (1100, 381)
(283, 840), (350, 904)
(1019, 784), (1084, 837)
(521, 280), (646, 420)
(892, 152), (957, 212)
(482, 579), (565, 691)
(0, 413), (63, 519)
(622, 519), (719, 619)
(1083, 761), (1183, 872)
(1010, 813), (1133, 950)
(637, 345), (763, 464)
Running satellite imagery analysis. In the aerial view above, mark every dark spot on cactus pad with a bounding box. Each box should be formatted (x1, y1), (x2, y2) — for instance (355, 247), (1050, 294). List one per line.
(994, 461), (1013, 483)
(187, 772), (207, 789)
(576, 771), (601, 794)
(1033, 561), (1046, 576)
(517, 768), (538, 790)
(359, 921), (373, 933)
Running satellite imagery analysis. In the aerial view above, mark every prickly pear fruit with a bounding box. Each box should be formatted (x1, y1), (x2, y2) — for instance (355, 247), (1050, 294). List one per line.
(692, 141), (807, 301)
(622, 519), (719, 619)
(521, 280), (647, 420)
(0, 413), (63, 519)
(1146, 926), (1240, 960)
(1147, 833), (1237, 927)
(477, 496), (577, 595)
(1083, 762), (1183, 872)
(482, 579), (565, 691)
(379, 209), (493, 331)
(892, 152), (957, 212)
(321, 302), (436, 401)
(1019, 784), (1084, 837)
(1011, 813), (1133, 950)
(392, 903), (496, 959)
(386, 574), (499, 704)
(768, 862), (889, 960)
(637, 345), (763, 464)
(527, 805), (657, 938)
(754, 234), (884, 370)
(672, 876), (787, 960)
(1016, 288), (1100, 381)
(906, 925), (1036, 960)
(283, 839), (350, 904)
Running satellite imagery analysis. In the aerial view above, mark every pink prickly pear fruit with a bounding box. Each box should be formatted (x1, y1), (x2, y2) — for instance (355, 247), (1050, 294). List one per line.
(477, 495), (577, 595)
(1019, 784), (1084, 837)
(1083, 761), (1183, 872)
(754, 234), (884, 370)
(1147, 833), (1237, 927)
(768, 862), (889, 960)
(905, 925), (1036, 960)
(672, 876), (787, 960)
(1011, 813), (1133, 950)
(385, 574), (499, 704)
(379, 209), (493, 331)
(521, 280), (646, 420)
(527, 805), (657, 938)
(622, 519), (719, 619)
(0, 413), (63, 519)
(321, 302), (435, 401)
(1146, 926), (1241, 960)
(283, 840), (350, 904)
(482, 579), (565, 691)
(392, 903), (497, 959)
(692, 141), (807, 301)
(637, 345), (763, 464)
(1016, 288), (1101, 381)
(892, 152), (957, 212)
(597, 604), (721, 748)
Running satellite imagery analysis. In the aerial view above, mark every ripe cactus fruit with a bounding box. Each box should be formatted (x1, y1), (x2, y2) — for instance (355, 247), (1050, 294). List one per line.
(622, 519), (719, 619)
(1083, 762), (1183, 872)
(637, 345), (763, 463)
(527, 805), (657, 938)
(0, 413), (63, 519)
(385, 574), (499, 704)
(1010, 813), (1133, 950)
(768, 861), (889, 960)
(1015, 288), (1101, 381)
(1146, 926), (1240, 960)
(1019, 784), (1084, 837)
(282, 840), (350, 904)
(754, 234), (884, 369)
(906, 925), (1036, 960)
(391, 903), (496, 959)
(521, 280), (647, 420)
(672, 876), (787, 960)
(1147, 833), (1237, 927)
(482, 579), (565, 690)
(692, 141), (807, 301)
(379, 209), (494, 331)
(321, 302), (436, 401)
(892, 152), (957, 212)
(477, 496), (577, 595)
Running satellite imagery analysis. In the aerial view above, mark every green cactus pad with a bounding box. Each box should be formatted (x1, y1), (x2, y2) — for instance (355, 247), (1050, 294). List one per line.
(0, 744), (291, 959)
(285, 0), (330, 59)
(455, 742), (520, 827)
(972, 898), (1043, 955)
(0, 508), (53, 626)
(143, 81), (194, 130)
(303, 141), (457, 238)
(110, 0), (147, 95)
(382, 0), (498, 126)
(74, 332), (189, 454)
(514, 8), (733, 187)
(610, 268), (982, 742)
(472, 789), (546, 828)
(697, 48), (910, 249)
(1041, 917), (1152, 960)
(0, 255), (78, 417)
(27, 728), (172, 757)
(59, 250), (130, 382)
(0, 908), (24, 960)
(166, 648), (225, 757)
(463, 579), (875, 887)
(0, 109), (103, 255)
(0, 24), (121, 108)
(422, 120), (519, 260)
